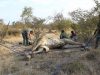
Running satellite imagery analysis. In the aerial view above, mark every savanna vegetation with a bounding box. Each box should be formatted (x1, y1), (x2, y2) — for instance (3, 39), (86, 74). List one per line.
(0, 0), (100, 75)
(0, 0), (100, 42)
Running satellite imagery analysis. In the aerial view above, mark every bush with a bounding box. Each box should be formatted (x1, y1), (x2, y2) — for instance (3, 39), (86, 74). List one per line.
(61, 61), (87, 75)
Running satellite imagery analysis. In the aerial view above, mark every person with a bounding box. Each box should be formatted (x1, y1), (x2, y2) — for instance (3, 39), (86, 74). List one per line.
(22, 29), (29, 46)
(60, 30), (82, 46)
(94, 25), (100, 49)
(70, 31), (77, 41)
(60, 30), (68, 39)
(28, 30), (34, 45)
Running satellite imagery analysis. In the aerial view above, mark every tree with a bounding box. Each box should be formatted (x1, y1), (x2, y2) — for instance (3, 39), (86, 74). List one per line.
(20, 6), (33, 24)
(52, 13), (72, 31)
(32, 17), (45, 36)
(94, 0), (100, 27)
(33, 17), (45, 28)
(69, 9), (98, 41)
(0, 19), (4, 25)
(94, 0), (100, 13)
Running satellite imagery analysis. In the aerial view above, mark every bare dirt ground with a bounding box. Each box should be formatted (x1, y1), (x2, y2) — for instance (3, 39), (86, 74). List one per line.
(0, 36), (100, 75)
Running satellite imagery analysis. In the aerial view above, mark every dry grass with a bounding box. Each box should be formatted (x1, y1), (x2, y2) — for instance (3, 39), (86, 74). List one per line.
(60, 61), (91, 75)
(4, 35), (22, 43)
(0, 35), (100, 75)
(0, 46), (11, 55)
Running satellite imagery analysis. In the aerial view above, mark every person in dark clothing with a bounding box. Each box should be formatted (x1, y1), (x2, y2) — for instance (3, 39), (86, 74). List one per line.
(60, 30), (68, 39)
(70, 31), (77, 41)
(22, 30), (29, 46)
(94, 21), (100, 49)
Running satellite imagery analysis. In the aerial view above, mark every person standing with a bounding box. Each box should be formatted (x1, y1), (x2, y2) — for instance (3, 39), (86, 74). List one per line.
(22, 29), (29, 46)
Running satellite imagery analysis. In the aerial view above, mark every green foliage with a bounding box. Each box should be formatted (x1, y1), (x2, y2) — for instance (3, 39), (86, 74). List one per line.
(20, 6), (46, 30)
(70, 9), (98, 41)
(50, 13), (72, 31)
(69, 0), (100, 41)
(33, 17), (45, 28)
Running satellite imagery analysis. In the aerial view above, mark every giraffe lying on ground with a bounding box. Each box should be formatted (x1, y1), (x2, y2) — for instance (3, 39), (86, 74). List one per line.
(32, 33), (84, 54)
